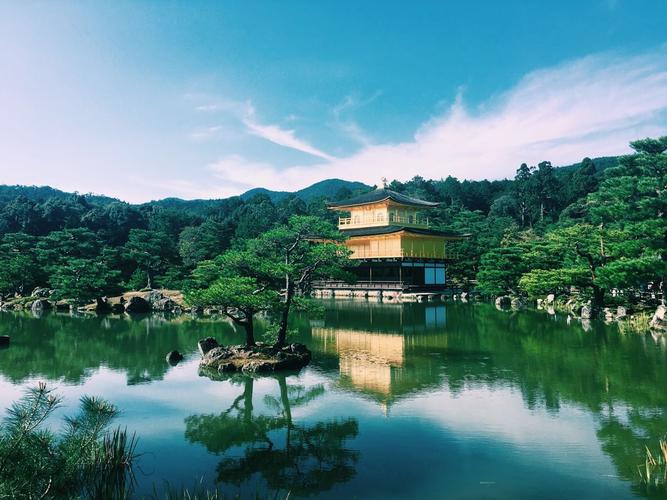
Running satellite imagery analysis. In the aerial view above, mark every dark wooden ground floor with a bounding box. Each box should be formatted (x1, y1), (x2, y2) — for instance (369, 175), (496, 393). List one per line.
(313, 258), (449, 292)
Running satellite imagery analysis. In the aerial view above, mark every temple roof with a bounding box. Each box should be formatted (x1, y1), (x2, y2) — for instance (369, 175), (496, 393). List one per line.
(341, 225), (466, 238)
(328, 188), (440, 209)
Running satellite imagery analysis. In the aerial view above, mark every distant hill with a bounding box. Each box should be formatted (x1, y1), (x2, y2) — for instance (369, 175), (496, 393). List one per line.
(240, 179), (370, 202)
(554, 156), (619, 178)
(0, 156), (617, 213)
(0, 185), (118, 205)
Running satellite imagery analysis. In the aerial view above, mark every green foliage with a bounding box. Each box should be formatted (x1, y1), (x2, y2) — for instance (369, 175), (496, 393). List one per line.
(0, 233), (42, 295)
(0, 384), (137, 499)
(186, 216), (352, 346)
(476, 247), (527, 295)
(49, 258), (121, 305)
(123, 229), (176, 288)
(0, 137), (662, 308)
(476, 136), (667, 304)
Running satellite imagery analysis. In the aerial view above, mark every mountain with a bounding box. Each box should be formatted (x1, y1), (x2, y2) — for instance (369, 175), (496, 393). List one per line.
(0, 185), (119, 205)
(240, 179), (370, 202)
(0, 155), (617, 213)
(554, 156), (619, 178)
(0, 178), (369, 208)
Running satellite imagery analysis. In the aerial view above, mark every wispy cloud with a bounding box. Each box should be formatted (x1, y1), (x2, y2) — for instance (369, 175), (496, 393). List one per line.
(189, 125), (223, 141)
(190, 97), (336, 161)
(202, 47), (667, 195)
(330, 92), (381, 146)
(241, 104), (336, 161)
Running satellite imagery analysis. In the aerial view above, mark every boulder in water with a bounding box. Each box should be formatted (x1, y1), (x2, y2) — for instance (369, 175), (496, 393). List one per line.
(166, 350), (184, 365)
(124, 296), (151, 314)
(30, 287), (51, 298)
(510, 297), (525, 310)
(581, 304), (593, 319)
(31, 299), (52, 314)
(495, 296), (511, 309)
(200, 342), (312, 375)
(198, 337), (220, 357)
(650, 305), (667, 331)
(616, 306), (628, 319)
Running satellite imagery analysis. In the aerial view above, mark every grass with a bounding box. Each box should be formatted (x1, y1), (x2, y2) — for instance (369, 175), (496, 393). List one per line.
(156, 479), (292, 499)
(638, 437), (667, 494)
(617, 312), (652, 335)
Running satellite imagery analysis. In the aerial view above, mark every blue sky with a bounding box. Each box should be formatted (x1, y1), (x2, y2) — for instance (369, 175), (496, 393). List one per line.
(1, 1), (667, 202)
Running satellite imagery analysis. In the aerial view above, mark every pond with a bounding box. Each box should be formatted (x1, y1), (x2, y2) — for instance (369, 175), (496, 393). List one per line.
(0, 301), (665, 499)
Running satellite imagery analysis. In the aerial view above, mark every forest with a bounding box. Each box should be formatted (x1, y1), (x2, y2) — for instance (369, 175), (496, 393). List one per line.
(0, 136), (664, 310)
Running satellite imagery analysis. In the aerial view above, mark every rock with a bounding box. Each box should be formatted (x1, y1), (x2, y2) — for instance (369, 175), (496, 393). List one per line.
(616, 306), (628, 319)
(546, 294), (555, 305)
(157, 298), (178, 312)
(55, 300), (71, 312)
(495, 296), (511, 309)
(581, 304), (592, 319)
(31, 287), (50, 298)
(124, 296), (151, 314)
(200, 342), (312, 375)
(460, 292), (468, 300)
(191, 306), (203, 315)
(603, 307), (615, 321)
(198, 337), (220, 357)
(31, 299), (52, 314)
(0, 335), (9, 348)
(568, 300), (583, 316)
(146, 291), (179, 312)
(95, 297), (112, 314)
(111, 303), (125, 314)
(536, 298), (543, 309)
(165, 350), (184, 365)
(650, 305), (667, 331)
(510, 297), (525, 310)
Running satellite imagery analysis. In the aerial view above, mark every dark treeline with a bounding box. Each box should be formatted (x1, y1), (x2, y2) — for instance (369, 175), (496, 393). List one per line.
(0, 141), (663, 308)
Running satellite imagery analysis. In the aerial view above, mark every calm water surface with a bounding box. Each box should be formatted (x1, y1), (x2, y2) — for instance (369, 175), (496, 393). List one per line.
(0, 301), (665, 499)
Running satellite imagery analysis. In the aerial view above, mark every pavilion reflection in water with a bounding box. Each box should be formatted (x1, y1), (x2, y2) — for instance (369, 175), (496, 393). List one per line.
(311, 300), (448, 411)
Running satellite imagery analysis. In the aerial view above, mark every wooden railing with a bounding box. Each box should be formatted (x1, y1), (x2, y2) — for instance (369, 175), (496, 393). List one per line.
(338, 214), (430, 229)
(348, 248), (454, 259)
(312, 280), (407, 290)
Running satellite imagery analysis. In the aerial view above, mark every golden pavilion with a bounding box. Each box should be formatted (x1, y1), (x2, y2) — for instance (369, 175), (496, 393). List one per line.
(323, 186), (465, 293)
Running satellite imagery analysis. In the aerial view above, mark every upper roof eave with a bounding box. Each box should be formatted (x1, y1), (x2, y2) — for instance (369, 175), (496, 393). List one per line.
(328, 188), (440, 209)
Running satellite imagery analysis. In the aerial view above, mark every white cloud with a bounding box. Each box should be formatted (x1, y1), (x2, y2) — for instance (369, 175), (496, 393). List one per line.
(242, 106), (337, 161)
(188, 125), (223, 141)
(330, 92), (381, 146)
(190, 96), (336, 161)
(205, 47), (667, 195)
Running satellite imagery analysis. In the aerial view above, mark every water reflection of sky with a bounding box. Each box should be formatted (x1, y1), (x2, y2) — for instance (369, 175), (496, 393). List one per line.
(0, 303), (662, 498)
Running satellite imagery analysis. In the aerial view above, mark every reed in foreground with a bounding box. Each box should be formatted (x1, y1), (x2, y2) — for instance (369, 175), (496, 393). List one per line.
(637, 437), (667, 495)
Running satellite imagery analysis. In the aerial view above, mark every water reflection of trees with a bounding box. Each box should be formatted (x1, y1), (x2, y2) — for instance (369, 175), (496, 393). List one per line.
(185, 374), (359, 496)
(0, 312), (240, 384)
(310, 301), (667, 497)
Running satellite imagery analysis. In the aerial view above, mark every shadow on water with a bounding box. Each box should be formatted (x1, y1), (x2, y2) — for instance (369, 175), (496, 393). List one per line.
(184, 373), (359, 497)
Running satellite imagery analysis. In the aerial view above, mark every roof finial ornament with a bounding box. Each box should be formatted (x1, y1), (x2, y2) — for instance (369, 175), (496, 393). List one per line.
(380, 177), (388, 189)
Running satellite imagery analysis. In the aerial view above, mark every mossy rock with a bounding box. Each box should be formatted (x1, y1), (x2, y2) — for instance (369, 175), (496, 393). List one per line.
(199, 342), (312, 375)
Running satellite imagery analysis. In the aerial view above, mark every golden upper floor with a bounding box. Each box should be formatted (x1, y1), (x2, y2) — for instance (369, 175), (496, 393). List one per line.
(329, 188), (439, 230)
